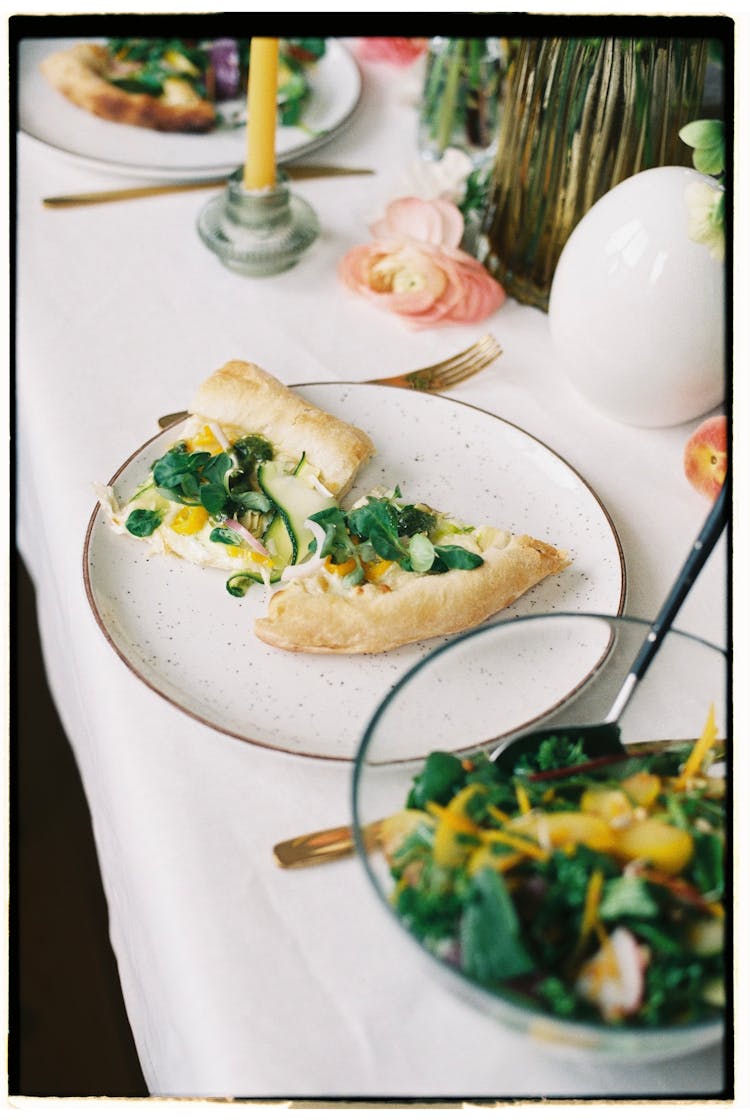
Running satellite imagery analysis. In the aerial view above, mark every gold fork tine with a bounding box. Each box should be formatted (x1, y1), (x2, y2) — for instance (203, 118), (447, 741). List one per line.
(369, 333), (501, 390)
(425, 338), (503, 391)
(156, 335), (503, 428)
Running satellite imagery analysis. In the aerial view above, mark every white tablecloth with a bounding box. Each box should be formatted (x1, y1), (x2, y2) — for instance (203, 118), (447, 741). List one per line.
(16, 42), (730, 1100)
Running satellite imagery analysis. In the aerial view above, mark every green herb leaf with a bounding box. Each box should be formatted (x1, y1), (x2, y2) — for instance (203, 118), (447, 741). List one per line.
(151, 444), (235, 516)
(407, 751), (466, 809)
(679, 119), (725, 178)
(347, 498), (409, 564)
(199, 483), (229, 516)
(432, 544), (483, 571)
(201, 451), (233, 487)
(125, 507), (164, 537)
(230, 489), (273, 513)
(536, 975), (580, 1017)
(209, 526), (244, 548)
(396, 504), (437, 537)
(599, 875), (659, 921)
(691, 832), (724, 899)
(460, 867), (535, 983)
(514, 734), (589, 776)
(232, 434), (274, 469)
(308, 506), (354, 561)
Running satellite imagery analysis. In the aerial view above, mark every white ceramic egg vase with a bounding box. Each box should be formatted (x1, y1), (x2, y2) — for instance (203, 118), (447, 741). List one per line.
(548, 166), (725, 428)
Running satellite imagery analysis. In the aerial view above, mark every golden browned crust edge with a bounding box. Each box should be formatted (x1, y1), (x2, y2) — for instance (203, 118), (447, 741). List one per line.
(40, 43), (216, 133)
(254, 533), (570, 654)
(189, 360), (375, 498)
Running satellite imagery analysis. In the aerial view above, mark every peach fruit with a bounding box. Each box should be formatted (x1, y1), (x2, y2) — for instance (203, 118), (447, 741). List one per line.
(684, 415), (727, 500)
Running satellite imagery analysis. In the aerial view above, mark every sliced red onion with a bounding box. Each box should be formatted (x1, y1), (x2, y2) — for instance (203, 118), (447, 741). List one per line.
(210, 39), (241, 100)
(225, 517), (269, 557)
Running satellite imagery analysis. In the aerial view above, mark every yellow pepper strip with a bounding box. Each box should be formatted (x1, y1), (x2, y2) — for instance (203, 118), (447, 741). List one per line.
(515, 784), (532, 816)
(226, 545), (273, 565)
(674, 703), (718, 790)
(445, 783), (487, 816)
(468, 846), (526, 876)
(171, 505), (209, 535)
(427, 785), (485, 868)
(478, 827), (548, 862)
(577, 867), (605, 951)
(486, 804), (511, 825)
(363, 558), (392, 582)
(430, 813), (480, 867)
(164, 48), (201, 75)
(325, 556), (357, 577)
(186, 424), (222, 454)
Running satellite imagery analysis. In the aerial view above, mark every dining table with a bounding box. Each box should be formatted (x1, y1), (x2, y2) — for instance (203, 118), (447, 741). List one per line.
(14, 31), (731, 1102)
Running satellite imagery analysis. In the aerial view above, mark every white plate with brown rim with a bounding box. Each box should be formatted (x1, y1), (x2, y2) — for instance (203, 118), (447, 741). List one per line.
(83, 383), (626, 761)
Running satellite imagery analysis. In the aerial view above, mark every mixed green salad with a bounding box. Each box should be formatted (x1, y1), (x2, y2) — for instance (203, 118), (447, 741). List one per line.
(104, 37), (327, 126)
(379, 708), (727, 1029)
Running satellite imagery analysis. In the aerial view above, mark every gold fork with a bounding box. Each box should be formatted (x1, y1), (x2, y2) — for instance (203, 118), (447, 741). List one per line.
(156, 334), (502, 429)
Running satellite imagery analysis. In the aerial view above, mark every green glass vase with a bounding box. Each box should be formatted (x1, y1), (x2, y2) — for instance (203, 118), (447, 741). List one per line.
(481, 37), (708, 310)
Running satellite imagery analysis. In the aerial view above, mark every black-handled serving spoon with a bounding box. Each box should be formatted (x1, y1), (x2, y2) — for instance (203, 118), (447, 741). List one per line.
(489, 479), (729, 773)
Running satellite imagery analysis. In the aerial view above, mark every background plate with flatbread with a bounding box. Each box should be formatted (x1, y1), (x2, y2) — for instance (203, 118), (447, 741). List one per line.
(19, 37), (362, 180)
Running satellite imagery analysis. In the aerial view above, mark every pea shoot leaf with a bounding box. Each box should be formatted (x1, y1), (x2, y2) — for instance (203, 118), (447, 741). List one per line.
(125, 508), (164, 537)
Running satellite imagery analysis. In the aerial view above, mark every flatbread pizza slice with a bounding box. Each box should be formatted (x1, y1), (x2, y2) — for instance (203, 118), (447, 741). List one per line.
(254, 488), (569, 654)
(97, 360), (375, 586)
(40, 42), (216, 133)
(40, 38), (326, 134)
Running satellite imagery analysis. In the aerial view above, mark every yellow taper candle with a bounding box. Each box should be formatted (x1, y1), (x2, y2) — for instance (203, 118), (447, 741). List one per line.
(243, 37), (279, 190)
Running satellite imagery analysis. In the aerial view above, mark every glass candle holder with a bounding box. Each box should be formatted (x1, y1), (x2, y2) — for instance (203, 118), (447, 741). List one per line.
(197, 168), (319, 277)
(418, 37), (506, 166)
(480, 37), (708, 310)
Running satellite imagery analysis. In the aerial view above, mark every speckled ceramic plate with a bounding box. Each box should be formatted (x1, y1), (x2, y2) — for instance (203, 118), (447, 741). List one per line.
(83, 384), (626, 761)
(19, 38), (362, 180)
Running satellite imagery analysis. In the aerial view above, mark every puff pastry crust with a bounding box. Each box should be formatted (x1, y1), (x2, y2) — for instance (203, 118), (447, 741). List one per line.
(40, 43), (216, 133)
(189, 360), (375, 497)
(255, 529), (569, 654)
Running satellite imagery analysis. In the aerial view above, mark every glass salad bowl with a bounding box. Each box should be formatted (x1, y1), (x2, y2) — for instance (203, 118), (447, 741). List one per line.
(352, 613), (728, 1060)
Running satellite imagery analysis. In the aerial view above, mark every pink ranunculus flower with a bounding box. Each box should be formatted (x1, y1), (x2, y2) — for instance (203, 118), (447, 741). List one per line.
(356, 38), (428, 66)
(339, 238), (505, 330)
(369, 196), (464, 249)
(340, 195), (505, 328)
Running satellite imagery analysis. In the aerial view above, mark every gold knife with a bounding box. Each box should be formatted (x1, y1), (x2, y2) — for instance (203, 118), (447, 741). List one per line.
(43, 165), (374, 208)
(273, 819), (384, 869)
